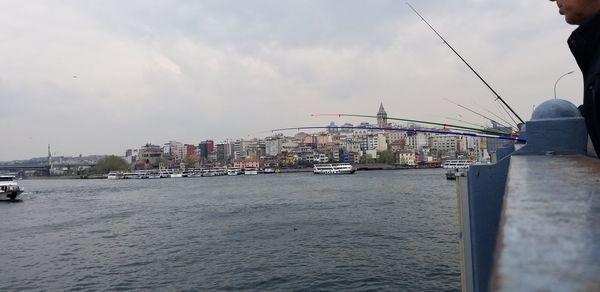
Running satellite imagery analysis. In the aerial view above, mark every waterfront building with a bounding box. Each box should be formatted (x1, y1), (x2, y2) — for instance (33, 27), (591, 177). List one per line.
(242, 138), (265, 159)
(386, 131), (406, 144)
(168, 141), (184, 163)
(206, 140), (214, 154)
(396, 150), (416, 166)
(341, 138), (361, 153)
(138, 143), (164, 169)
(233, 159), (260, 169)
(197, 142), (208, 159)
(406, 131), (429, 151)
(216, 142), (232, 162)
(389, 140), (406, 152)
(184, 144), (197, 160)
(265, 135), (283, 156)
(232, 140), (243, 160)
(431, 135), (459, 153)
(359, 133), (387, 152)
(281, 139), (299, 153)
(303, 134), (333, 146)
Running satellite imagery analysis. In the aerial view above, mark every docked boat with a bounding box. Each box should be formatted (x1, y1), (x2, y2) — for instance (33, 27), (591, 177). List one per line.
(244, 167), (258, 175)
(442, 159), (473, 169)
(313, 163), (355, 174)
(0, 175), (24, 201)
(446, 169), (467, 180)
(227, 168), (243, 176)
(107, 172), (123, 180)
(263, 167), (275, 174)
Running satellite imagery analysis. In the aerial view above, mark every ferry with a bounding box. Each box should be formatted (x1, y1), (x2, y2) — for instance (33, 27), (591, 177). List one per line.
(313, 163), (355, 175)
(227, 168), (243, 176)
(244, 167), (258, 175)
(107, 172), (123, 180)
(442, 159), (473, 169)
(0, 175), (24, 201)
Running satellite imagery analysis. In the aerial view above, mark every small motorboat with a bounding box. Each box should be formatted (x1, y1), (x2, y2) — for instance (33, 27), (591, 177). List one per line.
(0, 175), (24, 201)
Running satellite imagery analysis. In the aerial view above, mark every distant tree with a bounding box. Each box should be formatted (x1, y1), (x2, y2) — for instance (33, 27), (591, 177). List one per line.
(96, 156), (130, 174)
(183, 156), (199, 168)
(377, 150), (396, 164)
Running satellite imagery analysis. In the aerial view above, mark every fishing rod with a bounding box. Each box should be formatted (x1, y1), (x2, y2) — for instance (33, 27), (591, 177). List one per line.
(444, 116), (491, 129)
(406, 2), (525, 125)
(444, 99), (515, 130)
(272, 125), (526, 142)
(474, 102), (517, 130)
(312, 113), (511, 135)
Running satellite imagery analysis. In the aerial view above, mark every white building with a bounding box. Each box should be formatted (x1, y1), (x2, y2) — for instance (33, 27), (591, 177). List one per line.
(431, 135), (458, 152)
(396, 151), (416, 166)
(367, 133), (388, 152)
(265, 136), (282, 156)
(406, 132), (429, 151)
(386, 131), (406, 143)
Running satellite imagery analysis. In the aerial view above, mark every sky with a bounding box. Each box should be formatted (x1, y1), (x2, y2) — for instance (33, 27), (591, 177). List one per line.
(0, 0), (581, 160)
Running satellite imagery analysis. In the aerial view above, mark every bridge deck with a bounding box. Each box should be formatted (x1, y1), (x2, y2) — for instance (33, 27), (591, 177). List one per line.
(492, 155), (600, 291)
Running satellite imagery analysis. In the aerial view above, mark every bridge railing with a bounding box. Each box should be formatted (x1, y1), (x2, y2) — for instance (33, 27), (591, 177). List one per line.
(457, 99), (600, 291)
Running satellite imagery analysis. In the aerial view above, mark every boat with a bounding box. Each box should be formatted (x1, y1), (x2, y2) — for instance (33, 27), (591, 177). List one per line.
(202, 168), (227, 177)
(227, 168), (243, 176)
(263, 167), (275, 174)
(0, 175), (24, 201)
(170, 172), (183, 178)
(313, 163), (355, 174)
(107, 172), (123, 180)
(244, 167), (258, 175)
(446, 168), (467, 180)
(442, 159), (473, 169)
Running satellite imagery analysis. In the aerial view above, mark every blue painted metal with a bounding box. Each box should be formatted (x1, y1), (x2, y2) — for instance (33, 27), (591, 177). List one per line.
(466, 150), (512, 292)
(530, 99), (581, 120)
(462, 99), (599, 291)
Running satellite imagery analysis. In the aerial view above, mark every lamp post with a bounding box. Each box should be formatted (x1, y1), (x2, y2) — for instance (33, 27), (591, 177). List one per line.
(554, 71), (574, 99)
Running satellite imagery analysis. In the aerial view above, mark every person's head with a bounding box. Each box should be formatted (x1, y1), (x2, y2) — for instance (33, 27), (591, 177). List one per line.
(550, 0), (600, 25)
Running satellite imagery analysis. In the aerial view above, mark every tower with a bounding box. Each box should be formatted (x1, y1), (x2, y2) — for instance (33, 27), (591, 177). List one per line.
(47, 144), (52, 166)
(377, 102), (388, 127)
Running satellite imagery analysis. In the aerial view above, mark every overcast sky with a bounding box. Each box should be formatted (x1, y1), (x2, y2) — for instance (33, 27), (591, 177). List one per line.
(0, 0), (580, 160)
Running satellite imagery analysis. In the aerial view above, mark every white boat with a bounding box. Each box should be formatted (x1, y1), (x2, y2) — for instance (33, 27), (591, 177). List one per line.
(244, 167), (258, 175)
(202, 168), (227, 177)
(0, 175), (24, 201)
(107, 172), (123, 180)
(442, 160), (473, 169)
(313, 163), (355, 174)
(263, 168), (275, 174)
(170, 173), (183, 178)
(227, 168), (243, 176)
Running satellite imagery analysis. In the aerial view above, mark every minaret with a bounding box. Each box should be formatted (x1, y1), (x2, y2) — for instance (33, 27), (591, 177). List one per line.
(47, 144), (53, 175)
(377, 102), (388, 127)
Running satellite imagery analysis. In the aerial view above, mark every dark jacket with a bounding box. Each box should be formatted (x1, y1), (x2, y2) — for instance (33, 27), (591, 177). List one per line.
(568, 11), (600, 156)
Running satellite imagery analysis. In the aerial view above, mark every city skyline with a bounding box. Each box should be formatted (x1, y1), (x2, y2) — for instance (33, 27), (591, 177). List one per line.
(1, 0), (578, 160)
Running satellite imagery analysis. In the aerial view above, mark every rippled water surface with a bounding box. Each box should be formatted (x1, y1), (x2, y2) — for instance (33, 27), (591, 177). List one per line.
(1, 169), (460, 291)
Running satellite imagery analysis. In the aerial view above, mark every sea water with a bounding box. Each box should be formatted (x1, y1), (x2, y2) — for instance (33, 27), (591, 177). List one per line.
(0, 169), (459, 291)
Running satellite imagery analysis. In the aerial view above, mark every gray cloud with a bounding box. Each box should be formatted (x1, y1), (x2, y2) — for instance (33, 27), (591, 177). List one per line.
(0, 0), (580, 160)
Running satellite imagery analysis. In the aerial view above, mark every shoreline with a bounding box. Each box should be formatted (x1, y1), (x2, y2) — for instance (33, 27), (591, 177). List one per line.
(21, 165), (442, 179)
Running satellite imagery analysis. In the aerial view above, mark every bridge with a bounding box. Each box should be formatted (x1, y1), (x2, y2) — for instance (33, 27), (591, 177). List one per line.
(0, 162), (96, 177)
(0, 165), (50, 176)
(457, 99), (600, 292)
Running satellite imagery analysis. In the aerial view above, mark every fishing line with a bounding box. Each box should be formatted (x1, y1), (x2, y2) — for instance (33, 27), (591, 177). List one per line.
(406, 2), (525, 125)
(272, 125), (525, 142)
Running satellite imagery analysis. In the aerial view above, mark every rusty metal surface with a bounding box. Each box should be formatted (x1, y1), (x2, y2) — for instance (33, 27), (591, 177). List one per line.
(492, 155), (600, 291)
